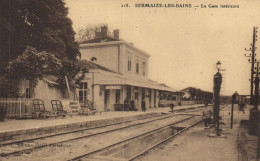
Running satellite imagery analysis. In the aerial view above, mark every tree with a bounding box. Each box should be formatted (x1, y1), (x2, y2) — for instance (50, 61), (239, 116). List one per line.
(0, 0), (80, 73)
(6, 46), (62, 88)
(0, 0), (82, 97)
(4, 46), (88, 97)
(188, 87), (197, 100)
(0, 77), (19, 98)
(182, 87), (213, 102)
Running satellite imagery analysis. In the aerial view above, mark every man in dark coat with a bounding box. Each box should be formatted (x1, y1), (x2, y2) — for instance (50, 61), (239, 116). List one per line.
(170, 104), (174, 113)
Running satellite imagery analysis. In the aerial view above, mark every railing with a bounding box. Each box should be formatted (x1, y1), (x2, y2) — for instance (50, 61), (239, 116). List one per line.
(0, 98), (33, 119)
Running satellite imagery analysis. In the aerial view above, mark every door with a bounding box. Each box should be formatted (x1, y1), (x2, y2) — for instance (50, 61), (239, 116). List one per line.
(104, 90), (110, 111)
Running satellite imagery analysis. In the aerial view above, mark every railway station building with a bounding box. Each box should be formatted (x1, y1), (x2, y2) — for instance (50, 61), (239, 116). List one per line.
(77, 27), (184, 111)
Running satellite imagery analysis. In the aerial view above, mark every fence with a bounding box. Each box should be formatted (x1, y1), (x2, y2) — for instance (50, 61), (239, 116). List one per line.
(0, 98), (33, 119)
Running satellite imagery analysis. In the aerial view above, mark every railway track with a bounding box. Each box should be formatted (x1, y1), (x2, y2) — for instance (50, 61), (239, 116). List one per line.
(0, 110), (202, 158)
(0, 105), (206, 146)
(0, 113), (169, 147)
(69, 115), (201, 161)
(129, 117), (202, 161)
(0, 105), (211, 161)
(0, 105), (205, 146)
(129, 104), (229, 161)
(68, 104), (228, 161)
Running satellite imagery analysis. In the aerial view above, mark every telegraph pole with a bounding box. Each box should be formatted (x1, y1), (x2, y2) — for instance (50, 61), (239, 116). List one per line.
(245, 27), (258, 105)
(248, 27), (258, 136)
(255, 61), (259, 111)
(256, 61), (260, 159)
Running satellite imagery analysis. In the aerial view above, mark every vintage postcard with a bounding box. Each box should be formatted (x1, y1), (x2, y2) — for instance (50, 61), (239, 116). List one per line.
(0, 0), (259, 160)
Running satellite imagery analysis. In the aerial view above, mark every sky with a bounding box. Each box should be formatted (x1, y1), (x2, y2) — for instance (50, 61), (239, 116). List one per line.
(65, 0), (260, 95)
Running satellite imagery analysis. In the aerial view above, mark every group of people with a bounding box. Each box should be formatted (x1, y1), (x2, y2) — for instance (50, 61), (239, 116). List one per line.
(124, 98), (146, 112)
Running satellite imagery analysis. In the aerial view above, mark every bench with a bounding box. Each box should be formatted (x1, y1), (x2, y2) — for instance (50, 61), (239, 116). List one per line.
(51, 100), (68, 118)
(32, 99), (57, 119)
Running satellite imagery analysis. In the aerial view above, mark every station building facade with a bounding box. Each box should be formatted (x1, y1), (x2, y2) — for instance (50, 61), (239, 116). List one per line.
(77, 27), (183, 111)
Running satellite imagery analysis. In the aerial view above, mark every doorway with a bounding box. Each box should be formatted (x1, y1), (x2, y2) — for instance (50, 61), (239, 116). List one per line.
(154, 91), (157, 108)
(141, 88), (145, 101)
(104, 90), (110, 111)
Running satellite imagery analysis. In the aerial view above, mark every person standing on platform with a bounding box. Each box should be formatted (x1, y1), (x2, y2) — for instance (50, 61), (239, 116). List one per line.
(203, 106), (213, 127)
(170, 104), (174, 113)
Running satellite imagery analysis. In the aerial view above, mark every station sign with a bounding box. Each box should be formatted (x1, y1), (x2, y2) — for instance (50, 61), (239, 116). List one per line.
(105, 85), (122, 90)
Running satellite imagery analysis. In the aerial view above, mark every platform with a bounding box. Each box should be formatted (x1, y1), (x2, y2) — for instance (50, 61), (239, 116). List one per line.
(0, 104), (203, 142)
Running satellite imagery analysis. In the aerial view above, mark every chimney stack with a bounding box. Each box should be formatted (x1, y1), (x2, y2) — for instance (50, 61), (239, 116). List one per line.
(101, 26), (108, 39)
(114, 29), (119, 39)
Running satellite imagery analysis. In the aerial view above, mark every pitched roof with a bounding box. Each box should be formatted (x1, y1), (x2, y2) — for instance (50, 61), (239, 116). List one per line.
(41, 74), (60, 87)
(78, 60), (118, 73)
(159, 83), (170, 88)
(79, 36), (120, 44)
(148, 79), (158, 83)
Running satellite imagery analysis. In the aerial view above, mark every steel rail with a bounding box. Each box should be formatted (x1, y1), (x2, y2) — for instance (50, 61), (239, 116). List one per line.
(129, 104), (230, 161)
(0, 113), (192, 157)
(129, 118), (203, 161)
(1, 105), (206, 147)
(68, 115), (196, 161)
(0, 113), (166, 147)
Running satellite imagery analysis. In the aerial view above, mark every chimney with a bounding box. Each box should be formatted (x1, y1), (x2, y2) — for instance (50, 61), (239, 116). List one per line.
(101, 26), (108, 39)
(114, 29), (119, 39)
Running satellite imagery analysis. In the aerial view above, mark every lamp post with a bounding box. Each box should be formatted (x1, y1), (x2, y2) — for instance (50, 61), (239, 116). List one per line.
(231, 91), (238, 129)
(216, 61), (221, 72)
(213, 61), (222, 136)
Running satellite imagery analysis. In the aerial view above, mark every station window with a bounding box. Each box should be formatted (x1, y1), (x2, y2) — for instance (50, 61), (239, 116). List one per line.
(79, 82), (88, 103)
(136, 61), (139, 74)
(143, 62), (146, 76)
(128, 56), (132, 71)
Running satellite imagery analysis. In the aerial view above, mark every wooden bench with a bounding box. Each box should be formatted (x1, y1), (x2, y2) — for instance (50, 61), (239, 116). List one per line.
(80, 100), (97, 115)
(32, 99), (57, 119)
(51, 100), (68, 118)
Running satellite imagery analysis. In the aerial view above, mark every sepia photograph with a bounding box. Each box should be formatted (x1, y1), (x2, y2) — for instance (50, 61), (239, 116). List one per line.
(0, 0), (260, 160)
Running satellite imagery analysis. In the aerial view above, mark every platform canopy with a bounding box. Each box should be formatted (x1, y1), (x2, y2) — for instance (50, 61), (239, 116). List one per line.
(98, 76), (177, 93)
